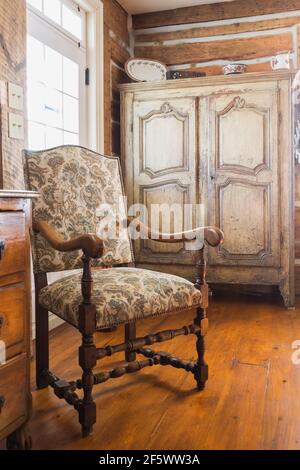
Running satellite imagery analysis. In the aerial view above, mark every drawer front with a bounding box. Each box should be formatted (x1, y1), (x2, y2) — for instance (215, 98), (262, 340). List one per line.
(0, 354), (27, 436)
(0, 212), (26, 278)
(0, 284), (25, 361)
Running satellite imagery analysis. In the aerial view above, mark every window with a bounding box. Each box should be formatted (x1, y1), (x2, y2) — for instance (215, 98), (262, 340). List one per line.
(27, 0), (86, 150)
(27, 0), (83, 41)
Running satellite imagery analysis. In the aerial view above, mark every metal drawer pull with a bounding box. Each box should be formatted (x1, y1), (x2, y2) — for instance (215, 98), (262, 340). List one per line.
(0, 395), (5, 413)
(0, 240), (5, 260)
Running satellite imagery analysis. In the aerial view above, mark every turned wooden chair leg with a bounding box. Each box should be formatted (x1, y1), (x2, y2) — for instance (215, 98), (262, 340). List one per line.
(125, 322), (136, 362)
(35, 273), (49, 390)
(78, 255), (97, 437)
(193, 248), (209, 391)
(193, 307), (208, 390)
(78, 304), (97, 437)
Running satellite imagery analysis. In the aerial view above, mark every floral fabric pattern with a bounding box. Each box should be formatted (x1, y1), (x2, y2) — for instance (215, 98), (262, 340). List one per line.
(23, 146), (133, 273)
(39, 267), (202, 329)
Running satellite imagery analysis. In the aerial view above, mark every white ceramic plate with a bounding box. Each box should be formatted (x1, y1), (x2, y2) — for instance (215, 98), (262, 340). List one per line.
(125, 58), (168, 82)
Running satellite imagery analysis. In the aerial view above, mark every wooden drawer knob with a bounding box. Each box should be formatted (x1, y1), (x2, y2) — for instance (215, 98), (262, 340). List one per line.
(0, 395), (5, 413)
(0, 240), (5, 259)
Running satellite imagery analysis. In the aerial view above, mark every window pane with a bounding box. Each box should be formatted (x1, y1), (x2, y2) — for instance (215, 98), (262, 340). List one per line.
(27, 0), (42, 11)
(27, 36), (44, 85)
(45, 127), (63, 148)
(63, 57), (79, 98)
(45, 46), (63, 91)
(28, 122), (45, 150)
(63, 95), (79, 133)
(27, 81), (45, 123)
(62, 5), (82, 40)
(44, 89), (63, 128)
(44, 0), (61, 25)
(64, 131), (79, 145)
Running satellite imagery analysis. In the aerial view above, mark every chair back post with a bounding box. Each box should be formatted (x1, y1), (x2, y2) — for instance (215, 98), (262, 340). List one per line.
(81, 254), (93, 304)
(195, 248), (206, 290)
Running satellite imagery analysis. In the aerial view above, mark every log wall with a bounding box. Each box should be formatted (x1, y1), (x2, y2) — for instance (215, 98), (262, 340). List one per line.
(103, 0), (132, 156)
(0, 0), (26, 189)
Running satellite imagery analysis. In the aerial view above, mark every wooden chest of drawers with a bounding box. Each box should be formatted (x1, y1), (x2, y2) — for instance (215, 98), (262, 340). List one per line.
(0, 190), (38, 449)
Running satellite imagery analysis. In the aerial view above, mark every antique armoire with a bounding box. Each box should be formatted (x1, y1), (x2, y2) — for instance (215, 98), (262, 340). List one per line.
(120, 71), (295, 307)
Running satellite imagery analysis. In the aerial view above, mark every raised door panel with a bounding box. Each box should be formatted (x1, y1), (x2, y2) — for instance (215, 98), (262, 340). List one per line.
(218, 97), (269, 175)
(141, 181), (188, 256)
(218, 180), (271, 260)
(204, 86), (280, 267)
(132, 98), (197, 264)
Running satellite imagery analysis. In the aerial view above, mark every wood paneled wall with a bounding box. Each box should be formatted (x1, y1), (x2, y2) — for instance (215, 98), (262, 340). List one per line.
(131, 0), (300, 292)
(0, 0), (26, 189)
(103, 0), (132, 156)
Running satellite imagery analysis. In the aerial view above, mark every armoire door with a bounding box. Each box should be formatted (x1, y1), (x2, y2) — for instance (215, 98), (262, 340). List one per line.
(203, 85), (280, 268)
(130, 98), (198, 266)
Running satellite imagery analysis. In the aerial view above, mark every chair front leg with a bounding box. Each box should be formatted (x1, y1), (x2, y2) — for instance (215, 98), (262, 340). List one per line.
(125, 322), (136, 362)
(78, 254), (97, 437)
(193, 249), (209, 391)
(193, 305), (208, 390)
(78, 303), (97, 437)
(35, 273), (49, 389)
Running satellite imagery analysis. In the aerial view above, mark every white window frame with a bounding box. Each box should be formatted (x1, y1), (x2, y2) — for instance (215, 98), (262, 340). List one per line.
(74, 0), (104, 153)
(27, 0), (104, 153)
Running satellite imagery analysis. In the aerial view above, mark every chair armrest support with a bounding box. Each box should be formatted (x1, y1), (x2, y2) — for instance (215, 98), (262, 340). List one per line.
(127, 217), (224, 248)
(33, 220), (104, 259)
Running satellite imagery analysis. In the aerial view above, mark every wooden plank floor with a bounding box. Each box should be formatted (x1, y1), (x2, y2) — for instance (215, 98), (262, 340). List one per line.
(27, 292), (300, 450)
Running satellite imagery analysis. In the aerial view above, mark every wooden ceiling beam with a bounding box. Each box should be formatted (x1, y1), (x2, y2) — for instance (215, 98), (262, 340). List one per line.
(132, 0), (300, 30)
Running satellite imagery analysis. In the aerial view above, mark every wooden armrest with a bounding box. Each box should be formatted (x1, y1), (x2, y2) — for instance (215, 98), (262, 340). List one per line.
(33, 220), (104, 259)
(127, 217), (224, 247)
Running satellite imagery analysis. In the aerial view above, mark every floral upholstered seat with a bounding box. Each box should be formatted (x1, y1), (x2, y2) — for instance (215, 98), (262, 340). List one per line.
(39, 267), (202, 330)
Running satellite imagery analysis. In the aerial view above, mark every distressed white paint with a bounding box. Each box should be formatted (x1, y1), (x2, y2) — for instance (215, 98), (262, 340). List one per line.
(135, 26), (295, 46)
(167, 56), (276, 70)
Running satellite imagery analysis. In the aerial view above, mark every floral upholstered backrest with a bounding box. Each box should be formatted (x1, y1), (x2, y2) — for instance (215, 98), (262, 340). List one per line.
(23, 146), (133, 273)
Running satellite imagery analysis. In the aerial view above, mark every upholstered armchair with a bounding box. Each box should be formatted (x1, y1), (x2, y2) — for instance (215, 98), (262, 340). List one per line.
(23, 145), (223, 437)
